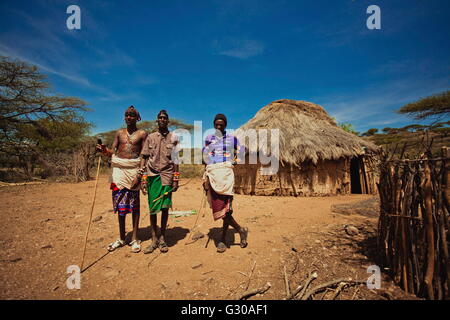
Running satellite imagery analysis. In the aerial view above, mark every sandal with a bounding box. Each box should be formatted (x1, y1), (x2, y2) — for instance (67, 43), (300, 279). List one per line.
(217, 242), (227, 253)
(159, 240), (169, 253)
(130, 240), (141, 253)
(143, 240), (159, 254)
(239, 227), (249, 248)
(107, 239), (125, 252)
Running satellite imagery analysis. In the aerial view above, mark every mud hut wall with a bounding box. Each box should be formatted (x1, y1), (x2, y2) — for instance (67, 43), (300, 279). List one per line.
(234, 163), (259, 195)
(235, 159), (351, 196)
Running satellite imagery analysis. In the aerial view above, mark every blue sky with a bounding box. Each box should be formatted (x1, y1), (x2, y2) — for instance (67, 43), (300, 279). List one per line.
(1, 0), (449, 136)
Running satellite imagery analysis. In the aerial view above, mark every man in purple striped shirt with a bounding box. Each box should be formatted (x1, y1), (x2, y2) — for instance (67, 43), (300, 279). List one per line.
(203, 130), (240, 165)
(202, 114), (248, 253)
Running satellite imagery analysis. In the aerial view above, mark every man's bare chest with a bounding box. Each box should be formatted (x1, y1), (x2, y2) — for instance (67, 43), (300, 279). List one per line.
(118, 131), (144, 150)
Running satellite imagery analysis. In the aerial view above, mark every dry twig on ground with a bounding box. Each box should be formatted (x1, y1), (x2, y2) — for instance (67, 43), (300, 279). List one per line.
(283, 265), (290, 298)
(301, 278), (365, 300)
(237, 282), (271, 300)
(245, 261), (257, 291)
(295, 271), (318, 300)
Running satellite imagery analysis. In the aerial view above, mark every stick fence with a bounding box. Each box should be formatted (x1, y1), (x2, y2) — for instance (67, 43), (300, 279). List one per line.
(377, 147), (449, 299)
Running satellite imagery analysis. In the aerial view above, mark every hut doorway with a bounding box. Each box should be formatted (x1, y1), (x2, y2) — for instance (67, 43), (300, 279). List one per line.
(350, 157), (362, 194)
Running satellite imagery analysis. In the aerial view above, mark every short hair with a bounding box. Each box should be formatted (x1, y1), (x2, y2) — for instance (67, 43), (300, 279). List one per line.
(124, 105), (141, 121)
(157, 109), (169, 119)
(214, 113), (227, 126)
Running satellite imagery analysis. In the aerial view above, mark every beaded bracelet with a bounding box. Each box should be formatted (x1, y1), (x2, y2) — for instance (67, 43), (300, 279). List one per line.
(102, 148), (112, 157)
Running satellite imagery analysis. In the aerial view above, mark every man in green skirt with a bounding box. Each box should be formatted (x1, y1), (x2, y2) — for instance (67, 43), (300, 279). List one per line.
(139, 110), (180, 253)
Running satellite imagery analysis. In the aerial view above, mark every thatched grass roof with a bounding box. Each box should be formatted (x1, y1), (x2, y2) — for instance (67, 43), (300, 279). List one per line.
(235, 99), (378, 165)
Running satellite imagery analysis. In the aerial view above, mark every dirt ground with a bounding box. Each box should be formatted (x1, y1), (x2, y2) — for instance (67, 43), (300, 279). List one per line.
(0, 175), (420, 300)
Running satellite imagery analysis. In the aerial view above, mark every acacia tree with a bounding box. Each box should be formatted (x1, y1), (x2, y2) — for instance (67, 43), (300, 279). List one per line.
(397, 90), (450, 121)
(97, 119), (194, 147)
(0, 56), (90, 178)
(361, 128), (379, 136)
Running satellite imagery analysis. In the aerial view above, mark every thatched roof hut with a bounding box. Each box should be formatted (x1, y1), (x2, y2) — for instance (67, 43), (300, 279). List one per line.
(234, 99), (379, 196)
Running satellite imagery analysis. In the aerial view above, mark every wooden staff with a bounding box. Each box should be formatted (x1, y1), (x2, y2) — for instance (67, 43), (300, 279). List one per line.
(185, 191), (206, 245)
(80, 155), (102, 272)
(152, 189), (172, 203)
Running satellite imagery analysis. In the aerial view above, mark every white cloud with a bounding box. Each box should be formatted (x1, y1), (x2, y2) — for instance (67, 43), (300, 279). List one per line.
(314, 75), (450, 131)
(0, 44), (142, 104)
(367, 118), (406, 126)
(0, 44), (91, 87)
(213, 38), (264, 59)
(0, 6), (155, 105)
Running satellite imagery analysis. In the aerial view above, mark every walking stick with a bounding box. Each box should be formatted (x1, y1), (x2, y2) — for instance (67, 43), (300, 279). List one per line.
(152, 189), (173, 203)
(185, 191), (206, 245)
(80, 142), (103, 272)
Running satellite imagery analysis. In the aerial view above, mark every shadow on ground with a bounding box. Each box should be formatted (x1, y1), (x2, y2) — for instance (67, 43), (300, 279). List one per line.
(125, 226), (190, 247)
(207, 227), (242, 249)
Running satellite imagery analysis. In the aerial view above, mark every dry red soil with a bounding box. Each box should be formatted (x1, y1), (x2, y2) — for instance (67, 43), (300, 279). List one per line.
(0, 176), (419, 300)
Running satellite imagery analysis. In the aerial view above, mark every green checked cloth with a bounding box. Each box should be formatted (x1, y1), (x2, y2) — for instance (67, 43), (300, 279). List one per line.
(147, 175), (172, 214)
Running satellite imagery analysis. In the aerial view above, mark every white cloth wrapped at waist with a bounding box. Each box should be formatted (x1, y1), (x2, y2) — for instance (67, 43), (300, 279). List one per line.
(203, 161), (234, 196)
(111, 155), (141, 190)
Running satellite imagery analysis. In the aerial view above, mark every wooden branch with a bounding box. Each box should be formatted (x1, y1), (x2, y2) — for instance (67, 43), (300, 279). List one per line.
(245, 261), (257, 291)
(295, 271), (318, 300)
(442, 147), (450, 214)
(330, 282), (346, 300)
(400, 175), (409, 293)
(440, 148), (450, 292)
(237, 282), (271, 300)
(287, 284), (303, 300)
(381, 213), (422, 220)
(0, 181), (46, 187)
(320, 288), (333, 300)
(423, 160), (435, 299)
(351, 287), (360, 300)
(301, 279), (365, 301)
(283, 265), (290, 298)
